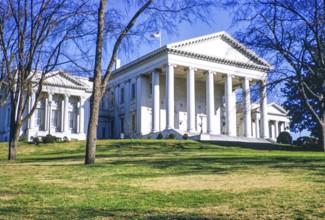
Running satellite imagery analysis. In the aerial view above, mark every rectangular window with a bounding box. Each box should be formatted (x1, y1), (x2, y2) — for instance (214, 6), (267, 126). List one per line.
(35, 109), (40, 126)
(52, 110), (57, 126)
(51, 110), (61, 128)
(149, 83), (152, 96)
(120, 87), (125, 103)
(35, 108), (45, 130)
(131, 83), (135, 99)
(68, 112), (73, 129)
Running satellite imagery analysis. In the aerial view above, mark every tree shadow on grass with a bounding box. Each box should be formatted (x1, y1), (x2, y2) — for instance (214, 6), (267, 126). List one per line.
(14, 141), (325, 177)
(0, 206), (231, 220)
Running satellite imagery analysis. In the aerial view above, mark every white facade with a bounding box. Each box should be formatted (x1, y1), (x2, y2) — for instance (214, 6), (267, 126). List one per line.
(0, 32), (290, 142)
(237, 102), (290, 141)
(0, 71), (92, 142)
(99, 31), (289, 140)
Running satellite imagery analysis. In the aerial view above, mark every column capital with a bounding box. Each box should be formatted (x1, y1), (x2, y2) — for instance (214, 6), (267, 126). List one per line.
(222, 73), (235, 79)
(184, 66), (197, 72)
(241, 77), (252, 82)
(164, 63), (177, 68)
(150, 68), (161, 74)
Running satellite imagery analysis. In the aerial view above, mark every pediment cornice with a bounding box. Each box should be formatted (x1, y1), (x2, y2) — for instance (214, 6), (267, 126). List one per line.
(113, 31), (272, 77)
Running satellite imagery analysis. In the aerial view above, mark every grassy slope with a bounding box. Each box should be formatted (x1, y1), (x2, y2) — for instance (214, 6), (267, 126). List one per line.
(0, 140), (324, 220)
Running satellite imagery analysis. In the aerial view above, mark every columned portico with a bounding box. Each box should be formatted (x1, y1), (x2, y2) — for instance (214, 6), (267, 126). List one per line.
(206, 71), (215, 134)
(260, 80), (269, 138)
(102, 31), (279, 141)
(242, 77), (252, 137)
(186, 67), (196, 132)
(225, 74), (236, 136)
(152, 70), (160, 132)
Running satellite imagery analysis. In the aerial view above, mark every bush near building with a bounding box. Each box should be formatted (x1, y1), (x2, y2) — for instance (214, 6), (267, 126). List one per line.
(277, 131), (292, 144)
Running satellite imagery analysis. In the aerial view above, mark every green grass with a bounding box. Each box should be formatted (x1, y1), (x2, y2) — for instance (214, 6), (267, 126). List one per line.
(0, 140), (324, 219)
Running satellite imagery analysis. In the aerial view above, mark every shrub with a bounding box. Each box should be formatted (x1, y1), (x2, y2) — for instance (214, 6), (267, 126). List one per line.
(183, 133), (189, 140)
(157, 133), (163, 140)
(43, 134), (56, 143)
(295, 136), (321, 151)
(33, 137), (40, 145)
(19, 135), (28, 142)
(277, 131), (292, 144)
(167, 133), (176, 139)
(63, 136), (69, 142)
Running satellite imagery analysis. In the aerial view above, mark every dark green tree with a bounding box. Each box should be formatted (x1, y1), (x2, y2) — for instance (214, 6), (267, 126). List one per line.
(227, 0), (325, 151)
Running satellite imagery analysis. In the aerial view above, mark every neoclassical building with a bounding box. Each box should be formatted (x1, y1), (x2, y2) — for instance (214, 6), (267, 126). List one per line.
(0, 32), (290, 142)
(0, 71), (92, 142)
(99, 31), (290, 141)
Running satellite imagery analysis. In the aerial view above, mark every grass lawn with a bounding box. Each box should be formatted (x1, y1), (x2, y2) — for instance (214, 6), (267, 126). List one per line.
(0, 140), (324, 219)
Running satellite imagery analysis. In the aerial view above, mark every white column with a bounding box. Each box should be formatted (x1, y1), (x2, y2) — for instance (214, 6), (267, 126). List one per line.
(44, 96), (48, 131)
(136, 76), (142, 134)
(124, 81), (130, 134)
(242, 77), (252, 137)
(225, 74), (236, 136)
(206, 71), (215, 134)
(29, 92), (36, 129)
(187, 67), (196, 132)
(64, 94), (69, 132)
(260, 80), (269, 138)
(275, 120), (279, 139)
(152, 70), (160, 132)
(47, 93), (53, 133)
(166, 64), (176, 129)
(61, 98), (64, 132)
(79, 97), (84, 134)
(114, 86), (119, 138)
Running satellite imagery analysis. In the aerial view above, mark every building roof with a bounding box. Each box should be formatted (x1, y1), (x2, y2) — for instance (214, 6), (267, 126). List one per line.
(33, 71), (92, 92)
(113, 31), (272, 75)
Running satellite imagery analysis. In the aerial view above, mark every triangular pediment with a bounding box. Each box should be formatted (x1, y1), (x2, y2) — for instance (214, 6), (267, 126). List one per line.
(33, 71), (91, 90)
(168, 31), (272, 68)
(268, 102), (287, 115)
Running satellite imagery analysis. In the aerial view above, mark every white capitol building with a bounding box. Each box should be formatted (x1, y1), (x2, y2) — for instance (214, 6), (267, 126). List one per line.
(0, 32), (289, 142)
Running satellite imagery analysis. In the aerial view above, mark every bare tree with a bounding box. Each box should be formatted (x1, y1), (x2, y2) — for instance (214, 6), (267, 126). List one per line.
(226, 0), (325, 151)
(0, 0), (92, 160)
(85, 0), (220, 164)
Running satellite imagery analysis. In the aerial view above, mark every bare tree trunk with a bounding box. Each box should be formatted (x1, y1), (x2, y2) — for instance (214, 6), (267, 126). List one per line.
(85, 81), (102, 164)
(84, 0), (105, 165)
(8, 128), (20, 160)
(8, 115), (22, 160)
(321, 117), (325, 152)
